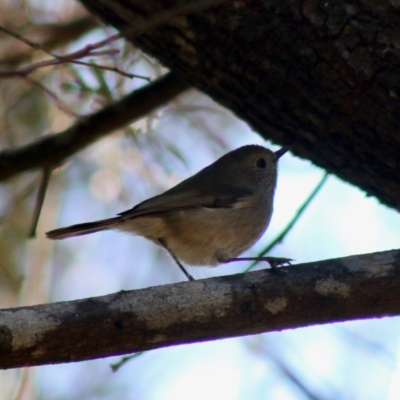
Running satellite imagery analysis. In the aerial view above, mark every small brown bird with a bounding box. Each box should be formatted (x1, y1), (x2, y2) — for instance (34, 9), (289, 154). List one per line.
(46, 145), (290, 280)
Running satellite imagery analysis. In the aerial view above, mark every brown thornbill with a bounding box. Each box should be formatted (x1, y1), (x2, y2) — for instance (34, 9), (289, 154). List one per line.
(46, 145), (291, 280)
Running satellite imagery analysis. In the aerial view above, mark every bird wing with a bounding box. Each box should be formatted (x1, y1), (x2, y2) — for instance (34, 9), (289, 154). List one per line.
(118, 185), (253, 219)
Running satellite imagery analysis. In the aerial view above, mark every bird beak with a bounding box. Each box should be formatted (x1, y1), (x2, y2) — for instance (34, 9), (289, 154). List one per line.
(274, 145), (292, 161)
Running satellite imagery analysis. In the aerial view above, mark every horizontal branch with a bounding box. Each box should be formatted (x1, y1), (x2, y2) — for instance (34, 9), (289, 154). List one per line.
(0, 72), (190, 182)
(1, 248), (399, 369)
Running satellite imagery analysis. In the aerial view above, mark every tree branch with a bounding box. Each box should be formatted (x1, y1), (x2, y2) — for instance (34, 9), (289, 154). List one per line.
(0, 16), (99, 66)
(0, 72), (190, 182)
(79, 0), (400, 212)
(1, 248), (399, 369)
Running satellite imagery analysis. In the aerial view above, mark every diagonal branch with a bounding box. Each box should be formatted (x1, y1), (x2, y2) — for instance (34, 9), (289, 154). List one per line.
(0, 248), (399, 369)
(5, 0), (228, 75)
(0, 16), (99, 66)
(79, 0), (400, 212)
(0, 72), (190, 182)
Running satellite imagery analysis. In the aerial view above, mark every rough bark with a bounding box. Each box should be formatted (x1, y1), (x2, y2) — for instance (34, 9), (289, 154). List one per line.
(80, 0), (400, 211)
(1, 248), (399, 369)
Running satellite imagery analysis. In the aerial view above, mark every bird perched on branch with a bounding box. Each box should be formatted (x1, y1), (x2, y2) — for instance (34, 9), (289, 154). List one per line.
(46, 145), (291, 281)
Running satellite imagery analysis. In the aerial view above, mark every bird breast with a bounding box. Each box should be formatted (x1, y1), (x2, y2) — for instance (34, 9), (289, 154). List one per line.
(159, 200), (273, 266)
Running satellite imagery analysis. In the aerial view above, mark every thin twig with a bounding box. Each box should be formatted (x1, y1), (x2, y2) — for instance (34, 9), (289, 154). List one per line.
(0, 0), (226, 80)
(56, 32), (121, 61)
(28, 168), (52, 238)
(0, 44), (138, 80)
(110, 352), (144, 372)
(244, 172), (329, 273)
(68, 60), (150, 80)
(0, 16), (98, 66)
(0, 24), (55, 57)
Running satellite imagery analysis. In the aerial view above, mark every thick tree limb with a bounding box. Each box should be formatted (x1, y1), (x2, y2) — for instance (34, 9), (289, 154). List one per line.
(80, 0), (400, 212)
(1, 248), (399, 369)
(0, 72), (189, 181)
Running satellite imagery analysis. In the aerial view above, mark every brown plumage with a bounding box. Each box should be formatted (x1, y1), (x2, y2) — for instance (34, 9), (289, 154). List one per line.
(46, 145), (290, 279)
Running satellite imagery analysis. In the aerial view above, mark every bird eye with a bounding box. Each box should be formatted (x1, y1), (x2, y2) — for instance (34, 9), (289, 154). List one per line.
(256, 158), (267, 169)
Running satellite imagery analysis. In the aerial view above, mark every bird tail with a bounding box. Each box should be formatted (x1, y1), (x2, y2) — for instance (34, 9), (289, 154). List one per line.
(46, 217), (120, 240)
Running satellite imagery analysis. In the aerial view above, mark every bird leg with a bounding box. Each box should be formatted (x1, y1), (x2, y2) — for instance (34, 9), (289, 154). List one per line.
(223, 256), (292, 270)
(158, 238), (195, 281)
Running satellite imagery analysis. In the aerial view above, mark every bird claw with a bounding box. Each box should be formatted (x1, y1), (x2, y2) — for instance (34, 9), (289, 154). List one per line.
(222, 256), (293, 275)
(259, 257), (293, 270)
